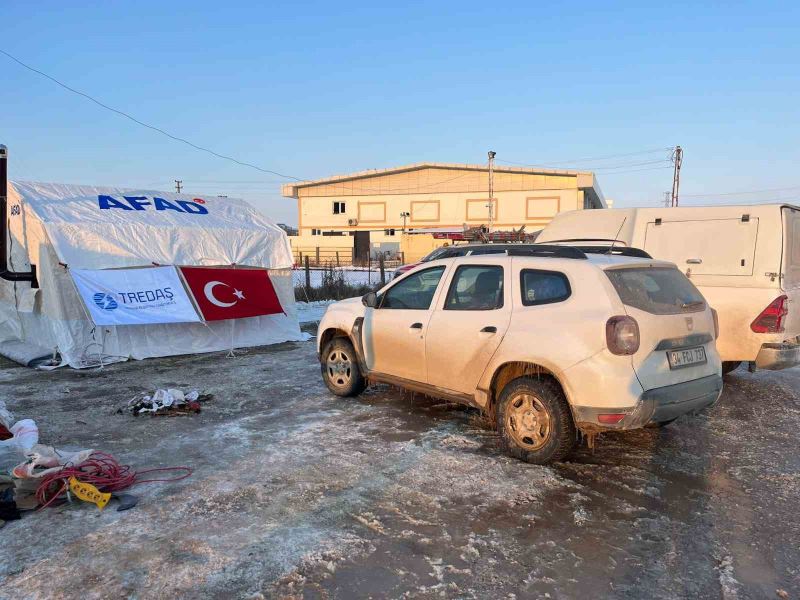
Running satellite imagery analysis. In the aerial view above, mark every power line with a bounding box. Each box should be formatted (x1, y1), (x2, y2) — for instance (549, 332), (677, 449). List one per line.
(595, 165), (673, 175)
(680, 196), (800, 206)
(681, 185), (800, 198)
(0, 48), (303, 181)
(591, 159), (672, 171)
(496, 147), (672, 169)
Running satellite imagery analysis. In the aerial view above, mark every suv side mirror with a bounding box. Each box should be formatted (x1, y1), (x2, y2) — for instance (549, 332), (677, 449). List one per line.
(362, 292), (378, 308)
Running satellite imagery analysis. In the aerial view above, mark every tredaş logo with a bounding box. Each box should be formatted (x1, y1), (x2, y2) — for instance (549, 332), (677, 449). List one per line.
(93, 293), (118, 310)
(97, 195), (208, 215)
(93, 287), (177, 312)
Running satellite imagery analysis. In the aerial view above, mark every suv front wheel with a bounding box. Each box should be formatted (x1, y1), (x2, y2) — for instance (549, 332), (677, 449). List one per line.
(496, 377), (576, 464)
(321, 337), (366, 397)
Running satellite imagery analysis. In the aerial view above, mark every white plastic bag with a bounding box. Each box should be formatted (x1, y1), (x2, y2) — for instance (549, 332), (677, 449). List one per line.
(0, 419), (39, 452)
(0, 400), (14, 429)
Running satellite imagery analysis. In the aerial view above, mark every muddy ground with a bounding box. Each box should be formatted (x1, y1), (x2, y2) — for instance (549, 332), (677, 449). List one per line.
(0, 329), (798, 599)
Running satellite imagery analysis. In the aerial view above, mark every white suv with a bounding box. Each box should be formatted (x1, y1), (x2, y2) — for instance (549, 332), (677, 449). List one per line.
(317, 245), (723, 464)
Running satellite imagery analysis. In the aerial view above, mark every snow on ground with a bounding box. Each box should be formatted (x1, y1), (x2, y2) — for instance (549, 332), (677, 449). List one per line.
(0, 343), (798, 598)
(296, 300), (332, 324)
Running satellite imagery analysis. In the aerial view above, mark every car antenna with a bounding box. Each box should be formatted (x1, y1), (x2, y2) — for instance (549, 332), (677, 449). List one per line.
(607, 217), (628, 254)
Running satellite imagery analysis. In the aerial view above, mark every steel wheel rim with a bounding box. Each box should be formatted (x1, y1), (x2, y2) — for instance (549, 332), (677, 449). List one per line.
(326, 348), (353, 388)
(505, 393), (551, 451)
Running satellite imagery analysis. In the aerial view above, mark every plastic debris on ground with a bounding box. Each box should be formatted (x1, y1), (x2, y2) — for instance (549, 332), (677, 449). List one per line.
(0, 419), (40, 453)
(0, 400), (192, 515)
(124, 388), (212, 416)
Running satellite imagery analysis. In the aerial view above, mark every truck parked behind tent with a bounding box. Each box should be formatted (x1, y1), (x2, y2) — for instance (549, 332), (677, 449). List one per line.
(537, 204), (800, 373)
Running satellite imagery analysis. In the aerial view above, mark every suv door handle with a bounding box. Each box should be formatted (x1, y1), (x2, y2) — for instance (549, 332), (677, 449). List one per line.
(480, 326), (497, 333)
(410, 322), (423, 329)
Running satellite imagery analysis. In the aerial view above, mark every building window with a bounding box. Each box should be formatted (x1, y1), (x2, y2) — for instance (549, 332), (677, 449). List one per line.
(384, 228), (396, 236)
(322, 231), (344, 236)
(333, 201), (346, 214)
(311, 228), (321, 236)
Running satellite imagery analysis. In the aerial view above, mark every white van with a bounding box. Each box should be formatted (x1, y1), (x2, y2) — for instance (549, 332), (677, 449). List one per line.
(537, 204), (800, 374)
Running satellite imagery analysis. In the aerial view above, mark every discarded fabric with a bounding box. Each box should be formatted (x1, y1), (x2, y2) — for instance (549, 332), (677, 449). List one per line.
(11, 445), (94, 479)
(125, 388), (211, 416)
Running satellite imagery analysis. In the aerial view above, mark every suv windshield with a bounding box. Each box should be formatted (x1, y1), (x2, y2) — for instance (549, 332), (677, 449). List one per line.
(605, 267), (706, 314)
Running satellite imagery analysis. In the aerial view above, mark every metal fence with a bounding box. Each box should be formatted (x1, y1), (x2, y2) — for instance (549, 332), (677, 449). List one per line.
(292, 247), (404, 270)
(292, 259), (397, 302)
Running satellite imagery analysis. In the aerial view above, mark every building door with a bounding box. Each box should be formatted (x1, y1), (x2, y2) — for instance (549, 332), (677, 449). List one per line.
(354, 231), (370, 265)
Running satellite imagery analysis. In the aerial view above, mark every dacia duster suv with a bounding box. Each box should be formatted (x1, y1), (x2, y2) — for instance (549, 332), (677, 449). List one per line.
(317, 245), (723, 464)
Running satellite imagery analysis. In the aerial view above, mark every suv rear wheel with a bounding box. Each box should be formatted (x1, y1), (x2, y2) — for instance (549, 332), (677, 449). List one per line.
(321, 338), (365, 397)
(496, 377), (576, 464)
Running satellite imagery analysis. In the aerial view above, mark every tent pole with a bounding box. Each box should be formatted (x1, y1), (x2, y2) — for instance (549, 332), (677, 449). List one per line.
(0, 144), (39, 287)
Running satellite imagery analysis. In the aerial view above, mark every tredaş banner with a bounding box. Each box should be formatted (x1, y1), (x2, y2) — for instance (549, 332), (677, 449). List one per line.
(71, 266), (201, 326)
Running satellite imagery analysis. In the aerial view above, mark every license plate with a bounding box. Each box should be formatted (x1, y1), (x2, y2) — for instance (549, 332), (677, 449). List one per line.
(667, 346), (707, 369)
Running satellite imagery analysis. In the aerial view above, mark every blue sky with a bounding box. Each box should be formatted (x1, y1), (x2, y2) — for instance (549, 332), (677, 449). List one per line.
(2, 1), (799, 224)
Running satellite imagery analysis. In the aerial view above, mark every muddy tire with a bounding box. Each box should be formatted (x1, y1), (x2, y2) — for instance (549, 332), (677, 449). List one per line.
(722, 361), (741, 376)
(320, 337), (365, 397)
(496, 377), (576, 464)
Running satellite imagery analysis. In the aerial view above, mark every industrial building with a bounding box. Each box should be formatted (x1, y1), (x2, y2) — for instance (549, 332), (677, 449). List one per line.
(281, 162), (606, 263)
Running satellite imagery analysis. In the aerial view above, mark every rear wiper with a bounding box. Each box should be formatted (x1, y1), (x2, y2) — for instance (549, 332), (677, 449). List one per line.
(681, 301), (705, 311)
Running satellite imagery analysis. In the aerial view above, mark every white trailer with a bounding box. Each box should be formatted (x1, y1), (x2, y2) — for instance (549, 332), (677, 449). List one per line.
(537, 204), (800, 373)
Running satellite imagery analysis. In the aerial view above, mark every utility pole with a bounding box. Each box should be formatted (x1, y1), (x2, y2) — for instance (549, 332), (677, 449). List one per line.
(663, 191), (671, 208)
(487, 150), (496, 232)
(670, 146), (682, 207)
(174, 179), (183, 193)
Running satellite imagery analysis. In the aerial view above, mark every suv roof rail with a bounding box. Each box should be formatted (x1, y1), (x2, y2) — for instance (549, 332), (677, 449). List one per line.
(508, 245), (588, 260)
(575, 246), (653, 259)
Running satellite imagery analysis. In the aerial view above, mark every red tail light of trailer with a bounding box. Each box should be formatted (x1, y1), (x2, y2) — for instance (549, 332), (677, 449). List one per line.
(750, 295), (788, 334)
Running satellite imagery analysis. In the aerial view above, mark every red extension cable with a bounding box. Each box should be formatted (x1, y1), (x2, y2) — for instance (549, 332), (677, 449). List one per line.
(35, 452), (193, 509)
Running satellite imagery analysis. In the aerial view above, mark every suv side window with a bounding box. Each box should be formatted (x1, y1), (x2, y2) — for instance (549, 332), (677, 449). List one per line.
(445, 265), (504, 310)
(380, 266), (445, 310)
(520, 269), (571, 306)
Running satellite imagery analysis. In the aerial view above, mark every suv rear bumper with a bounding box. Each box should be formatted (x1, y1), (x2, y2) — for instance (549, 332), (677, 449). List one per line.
(572, 374), (723, 429)
(755, 339), (800, 370)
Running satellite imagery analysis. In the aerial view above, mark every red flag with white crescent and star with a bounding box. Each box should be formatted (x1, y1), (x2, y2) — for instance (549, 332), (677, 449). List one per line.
(179, 267), (284, 321)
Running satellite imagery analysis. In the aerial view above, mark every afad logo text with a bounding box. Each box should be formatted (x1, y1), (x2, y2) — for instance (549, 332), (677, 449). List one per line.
(98, 195), (208, 214)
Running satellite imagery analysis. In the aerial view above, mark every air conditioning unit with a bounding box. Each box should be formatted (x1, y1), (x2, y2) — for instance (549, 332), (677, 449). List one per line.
(348, 218), (359, 226)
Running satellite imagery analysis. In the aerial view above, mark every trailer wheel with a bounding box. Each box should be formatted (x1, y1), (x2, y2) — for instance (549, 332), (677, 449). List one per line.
(722, 361), (741, 376)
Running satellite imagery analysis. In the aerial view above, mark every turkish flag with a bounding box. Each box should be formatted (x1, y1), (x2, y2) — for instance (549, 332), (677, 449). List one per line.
(179, 267), (284, 321)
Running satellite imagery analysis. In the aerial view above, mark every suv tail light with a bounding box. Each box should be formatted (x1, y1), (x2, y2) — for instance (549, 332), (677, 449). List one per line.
(606, 316), (640, 355)
(711, 308), (720, 340)
(750, 295), (788, 333)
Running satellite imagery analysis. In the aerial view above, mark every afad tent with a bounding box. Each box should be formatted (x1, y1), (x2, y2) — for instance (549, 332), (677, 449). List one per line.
(0, 180), (303, 368)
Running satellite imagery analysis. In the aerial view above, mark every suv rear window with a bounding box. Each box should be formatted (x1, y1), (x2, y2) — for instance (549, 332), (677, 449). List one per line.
(520, 269), (571, 306)
(605, 267), (706, 314)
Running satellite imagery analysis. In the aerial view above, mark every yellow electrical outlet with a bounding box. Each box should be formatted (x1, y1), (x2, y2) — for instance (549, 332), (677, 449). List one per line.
(68, 477), (111, 510)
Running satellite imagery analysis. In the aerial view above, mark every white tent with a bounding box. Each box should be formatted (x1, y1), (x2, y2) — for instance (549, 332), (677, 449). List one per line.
(0, 181), (303, 368)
